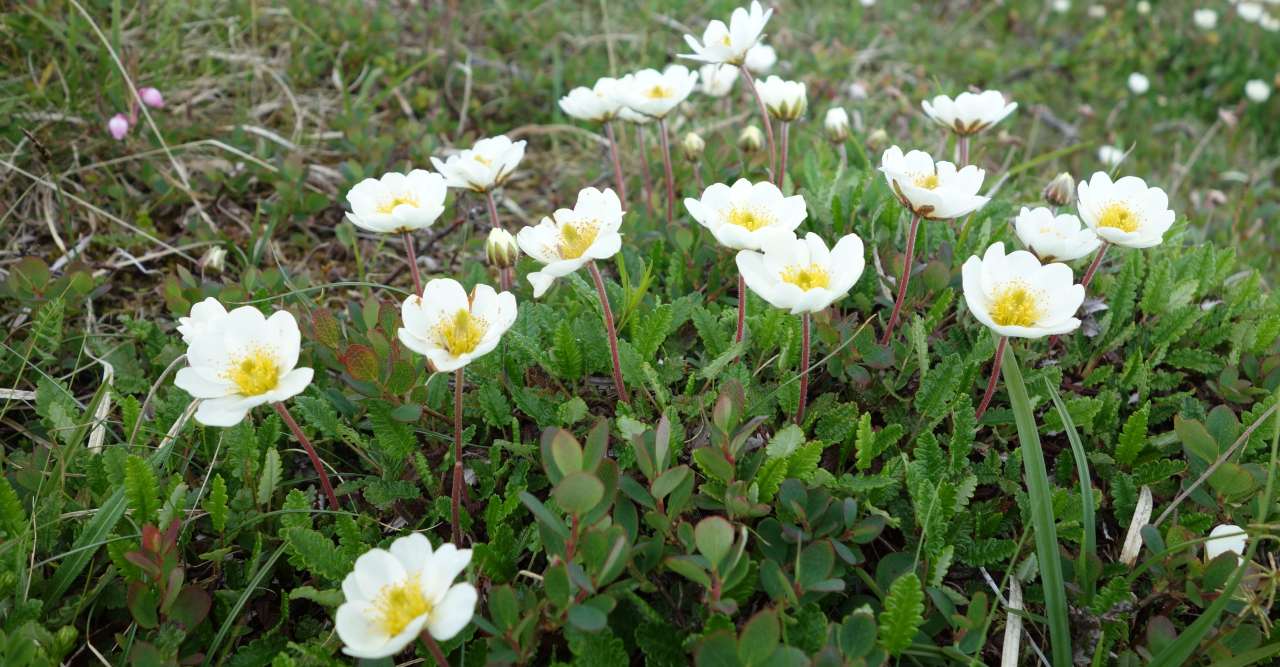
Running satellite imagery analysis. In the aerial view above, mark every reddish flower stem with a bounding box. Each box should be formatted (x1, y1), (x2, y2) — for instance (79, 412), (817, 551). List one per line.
(604, 121), (628, 206)
(485, 190), (502, 231)
(451, 368), (465, 544)
(657, 117), (676, 226)
(588, 261), (630, 404)
(273, 402), (339, 511)
(975, 336), (1008, 419)
(957, 134), (970, 166)
(796, 313), (811, 425)
(403, 231), (422, 295)
(777, 121), (790, 188)
(880, 213), (922, 345)
(636, 125), (655, 215)
(739, 66), (777, 178)
(1080, 241), (1110, 291)
(419, 630), (452, 667)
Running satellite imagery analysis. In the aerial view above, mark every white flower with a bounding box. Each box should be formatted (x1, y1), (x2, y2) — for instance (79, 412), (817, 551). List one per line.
(699, 64), (740, 97)
(177, 297), (228, 344)
(618, 65), (698, 120)
(617, 107), (654, 125)
(1088, 4), (1106, 18)
(685, 179), (806, 251)
(824, 107), (850, 142)
(879, 145), (989, 220)
(558, 77), (624, 123)
(1076, 172), (1176, 248)
(736, 232), (865, 314)
(517, 187), (625, 298)
(174, 305), (314, 427)
(757, 76), (807, 121)
(681, 0), (772, 65)
(430, 135), (526, 193)
(1013, 207), (1102, 262)
(1239, 2), (1263, 22)
(962, 242), (1083, 339)
(1193, 8), (1218, 28)
(345, 170), (448, 233)
(1052, 0), (1071, 12)
(1127, 72), (1150, 95)
(744, 44), (777, 74)
(921, 90), (1017, 136)
(1098, 144), (1126, 167)
(336, 533), (477, 659)
(1245, 79), (1272, 103)
(860, 0), (876, 6)
(1205, 524), (1247, 563)
(397, 279), (517, 373)
(1262, 12), (1280, 31)
(1137, 1), (1151, 14)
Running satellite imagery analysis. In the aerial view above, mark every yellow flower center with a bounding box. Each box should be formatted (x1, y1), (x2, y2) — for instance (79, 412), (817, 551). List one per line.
(989, 282), (1042, 327)
(720, 34), (732, 46)
(557, 220), (600, 259)
(437, 309), (488, 357)
(646, 85), (672, 99)
(1096, 202), (1140, 233)
(372, 577), (432, 637)
(780, 264), (831, 291)
(225, 348), (280, 397)
(375, 195), (420, 215)
(913, 173), (939, 190)
(725, 207), (773, 231)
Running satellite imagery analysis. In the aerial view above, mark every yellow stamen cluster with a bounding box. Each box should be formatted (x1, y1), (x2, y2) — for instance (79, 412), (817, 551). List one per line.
(913, 173), (940, 190)
(473, 154), (492, 166)
(437, 309), (488, 356)
(1096, 202), (1140, 233)
(376, 195), (420, 215)
(557, 220), (600, 259)
(990, 282), (1042, 327)
(373, 578), (432, 637)
(646, 85), (673, 99)
(725, 207), (774, 231)
(226, 348), (280, 397)
(780, 264), (831, 291)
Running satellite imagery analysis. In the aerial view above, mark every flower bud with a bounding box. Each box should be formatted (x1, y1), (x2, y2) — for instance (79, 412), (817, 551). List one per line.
(866, 128), (889, 151)
(139, 87), (165, 109)
(1043, 172), (1075, 207)
(681, 132), (705, 162)
(824, 107), (850, 143)
(199, 246), (227, 273)
(107, 113), (129, 141)
(486, 228), (520, 269)
(738, 125), (764, 153)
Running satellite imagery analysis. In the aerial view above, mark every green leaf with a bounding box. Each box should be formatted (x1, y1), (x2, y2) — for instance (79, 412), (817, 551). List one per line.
(0, 476), (28, 535)
(205, 474), (228, 533)
(878, 572), (924, 656)
(518, 491), (570, 539)
(915, 353), (965, 421)
(694, 516), (735, 571)
(1115, 402), (1150, 466)
(766, 424), (805, 459)
(568, 603), (607, 632)
(257, 448), (281, 506)
(282, 527), (352, 581)
(124, 454), (160, 524)
(738, 609), (780, 666)
(553, 471), (605, 516)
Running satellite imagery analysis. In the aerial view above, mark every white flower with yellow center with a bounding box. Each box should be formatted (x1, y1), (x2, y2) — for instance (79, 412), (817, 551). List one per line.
(736, 232), (865, 314)
(1013, 207), (1102, 262)
(398, 279), (517, 373)
(879, 145), (989, 220)
(344, 170), (448, 233)
(680, 0), (772, 66)
(176, 297), (228, 344)
(429, 135), (526, 193)
(757, 76), (807, 121)
(517, 187), (624, 298)
(1076, 171), (1175, 248)
(173, 305), (314, 427)
(1205, 524), (1247, 563)
(336, 533), (477, 659)
(618, 66), (698, 120)
(699, 64), (740, 97)
(685, 179), (805, 251)
(558, 77), (623, 123)
(962, 242), (1083, 339)
(744, 44), (777, 74)
(921, 90), (1017, 136)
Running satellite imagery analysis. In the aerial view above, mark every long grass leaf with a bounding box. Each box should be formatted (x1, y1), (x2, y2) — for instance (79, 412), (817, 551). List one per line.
(1044, 379), (1096, 603)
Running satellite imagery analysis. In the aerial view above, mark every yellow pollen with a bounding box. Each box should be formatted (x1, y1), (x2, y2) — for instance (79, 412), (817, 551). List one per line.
(372, 578), (432, 637)
(720, 34), (732, 46)
(1096, 202), (1140, 233)
(913, 173), (939, 190)
(557, 220), (600, 259)
(990, 282), (1042, 327)
(780, 264), (831, 291)
(725, 207), (773, 231)
(437, 309), (487, 356)
(226, 348), (280, 397)
(375, 195), (420, 215)
(646, 85), (672, 99)
(473, 154), (492, 166)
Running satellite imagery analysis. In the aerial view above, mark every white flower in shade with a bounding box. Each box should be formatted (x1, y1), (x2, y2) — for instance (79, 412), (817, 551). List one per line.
(961, 242), (1083, 339)
(1261, 13), (1280, 31)
(1193, 8), (1218, 28)
(879, 145), (989, 220)
(617, 107), (653, 125)
(757, 76), (807, 121)
(174, 306), (313, 427)
(430, 135), (526, 193)
(744, 44), (777, 74)
(397, 279), (517, 373)
(1013, 207), (1101, 262)
(699, 64), (740, 97)
(860, 0), (876, 6)
(517, 187), (624, 298)
(1239, 2), (1263, 22)
(558, 78), (623, 122)
(1127, 72), (1150, 95)
(618, 65), (699, 120)
(685, 179), (806, 251)
(1052, 0), (1071, 12)
(681, 1), (772, 66)
(1076, 172), (1176, 248)
(824, 107), (851, 142)
(736, 232), (865, 314)
(345, 170), (448, 233)
(336, 533), (477, 659)
(1088, 4), (1106, 18)
(1245, 79), (1272, 103)
(177, 297), (228, 344)
(1098, 144), (1126, 167)
(1205, 524), (1247, 563)
(1137, 1), (1151, 14)
(921, 90), (1018, 136)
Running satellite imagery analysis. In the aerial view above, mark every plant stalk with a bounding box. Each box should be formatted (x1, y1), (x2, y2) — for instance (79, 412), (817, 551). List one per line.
(420, 630), (451, 667)
(403, 231), (422, 295)
(975, 336), (1008, 419)
(736, 274), (747, 344)
(485, 190), (503, 231)
(451, 368), (465, 544)
(777, 121), (790, 188)
(796, 313), (811, 425)
(604, 120), (628, 207)
(589, 261), (630, 404)
(880, 213), (922, 345)
(739, 65), (777, 177)
(657, 117), (676, 226)
(273, 402), (339, 511)
(1080, 241), (1110, 291)
(636, 124), (655, 215)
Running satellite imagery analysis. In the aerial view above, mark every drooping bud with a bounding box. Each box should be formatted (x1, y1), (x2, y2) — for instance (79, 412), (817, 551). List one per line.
(108, 113), (129, 140)
(139, 87), (165, 109)
(681, 132), (706, 162)
(199, 246), (227, 273)
(738, 125), (764, 154)
(1043, 172), (1075, 207)
(486, 228), (520, 269)
(866, 128), (889, 151)
(824, 107), (850, 143)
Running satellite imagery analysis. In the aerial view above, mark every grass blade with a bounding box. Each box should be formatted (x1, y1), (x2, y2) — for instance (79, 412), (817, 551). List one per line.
(1044, 378), (1096, 604)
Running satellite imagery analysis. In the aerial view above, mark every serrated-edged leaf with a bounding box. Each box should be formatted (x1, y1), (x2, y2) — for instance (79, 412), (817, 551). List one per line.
(766, 424), (805, 459)
(0, 476), (27, 535)
(283, 527), (351, 581)
(915, 353), (965, 421)
(257, 448), (282, 506)
(878, 572), (924, 656)
(1115, 402), (1150, 466)
(205, 474), (228, 533)
(124, 454), (160, 523)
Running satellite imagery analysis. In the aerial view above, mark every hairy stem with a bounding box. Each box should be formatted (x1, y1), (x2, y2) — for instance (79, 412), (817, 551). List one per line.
(589, 261), (630, 404)
(739, 66), (777, 177)
(273, 402), (339, 511)
(975, 336), (1007, 419)
(880, 213), (921, 345)
(485, 190), (503, 231)
(657, 117), (676, 226)
(796, 313), (811, 425)
(604, 120), (628, 206)
(777, 121), (790, 188)
(419, 630), (452, 667)
(736, 274), (747, 344)
(403, 231), (422, 295)
(452, 369), (465, 544)
(636, 124), (655, 215)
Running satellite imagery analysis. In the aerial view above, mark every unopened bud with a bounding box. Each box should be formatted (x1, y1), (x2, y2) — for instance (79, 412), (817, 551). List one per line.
(1043, 172), (1075, 207)
(738, 125), (764, 153)
(199, 246), (227, 273)
(681, 132), (705, 162)
(108, 113), (129, 141)
(866, 128), (889, 151)
(139, 87), (165, 109)
(486, 228), (520, 269)
(53, 626), (79, 659)
(824, 107), (850, 143)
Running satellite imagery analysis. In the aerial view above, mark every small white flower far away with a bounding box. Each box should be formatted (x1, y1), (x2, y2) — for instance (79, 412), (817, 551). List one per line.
(174, 303), (314, 427)
(736, 232), (865, 314)
(1238, 2), (1263, 23)
(921, 90), (1017, 136)
(1076, 172), (1176, 248)
(618, 65), (699, 120)
(743, 44), (777, 74)
(559, 77), (624, 122)
(1014, 207), (1101, 263)
(680, 0), (772, 66)
(1098, 144), (1126, 167)
(824, 107), (851, 142)
(336, 533), (478, 659)
(430, 135), (526, 193)
(698, 64), (740, 97)
(757, 76), (807, 121)
(1128, 72), (1150, 95)
(962, 242), (1084, 339)
(1193, 8), (1218, 29)
(517, 187), (625, 297)
(1205, 524), (1248, 563)
(685, 179), (806, 251)
(1245, 79), (1271, 103)
(397, 278), (517, 373)
(345, 170), (448, 233)
(879, 146), (989, 220)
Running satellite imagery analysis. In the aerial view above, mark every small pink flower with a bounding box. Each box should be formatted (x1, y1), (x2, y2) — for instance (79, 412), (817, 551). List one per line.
(108, 114), (130, 140)
(139, 87), (165, 109)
